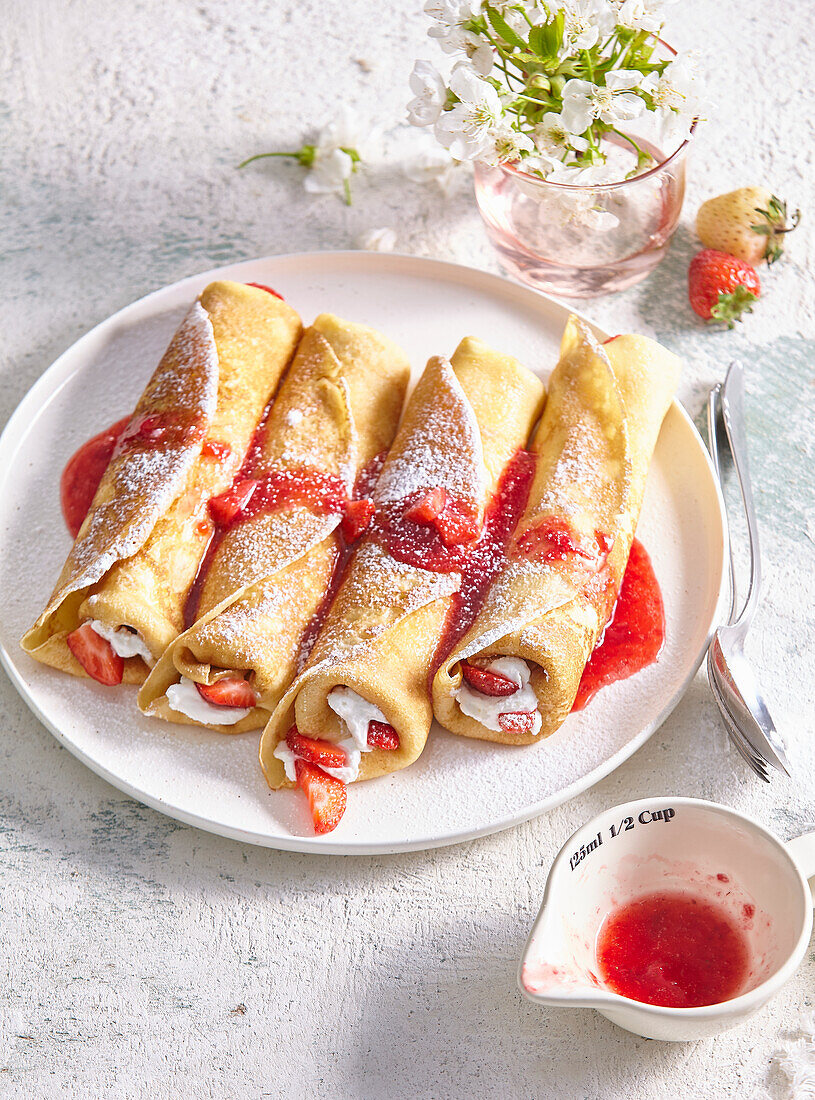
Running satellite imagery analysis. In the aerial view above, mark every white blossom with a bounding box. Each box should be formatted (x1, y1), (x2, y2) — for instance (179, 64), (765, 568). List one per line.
(610, 0), (669, 32)
(484, 124), (536, 166)
(303, 148), (355, 196)
(407, 60), (448, 127)
(425, 0), (494, 75)
(434, 64), (504, 161)
(301, 107), (372, 200)
(357, 227), (398, 252)
(532, 111), (589, 162)
(560, 70), (645, 133)
(319, 105), (377, 162)
(404, 147), (462, 195)
(539, 165), (621, 229)
(562, 0), (613, 51)
(641, 56), (698, 146)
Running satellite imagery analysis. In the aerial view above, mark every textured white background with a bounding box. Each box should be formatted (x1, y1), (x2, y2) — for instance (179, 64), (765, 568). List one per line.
(1, 1), (814, 1097)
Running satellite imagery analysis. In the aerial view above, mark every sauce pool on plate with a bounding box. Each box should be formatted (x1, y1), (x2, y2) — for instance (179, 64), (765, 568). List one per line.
(572, 538), (665, 711)
(60, 416), (130, 537)
(596, 890), (750, 1008)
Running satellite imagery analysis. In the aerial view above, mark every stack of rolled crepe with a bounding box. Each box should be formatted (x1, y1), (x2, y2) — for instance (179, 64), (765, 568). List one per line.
(432, 316), (680, 744)
(138, 314), (410, 731)
(21, 281), (302, 684)
(260, 336), (545, 815)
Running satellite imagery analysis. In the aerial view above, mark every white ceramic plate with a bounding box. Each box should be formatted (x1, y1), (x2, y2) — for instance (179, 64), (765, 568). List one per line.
(0, 252), (726, 854)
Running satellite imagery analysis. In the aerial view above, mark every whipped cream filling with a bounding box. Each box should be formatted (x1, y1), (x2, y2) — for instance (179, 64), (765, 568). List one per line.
(454, 656), (542, 736)
(89, 620), (154, 665)
(274, 687), (389, 784)
(165, 676), (251, 725)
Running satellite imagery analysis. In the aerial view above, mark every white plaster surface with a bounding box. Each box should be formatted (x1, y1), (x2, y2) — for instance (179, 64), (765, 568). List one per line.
(1, 1), (814, 1097)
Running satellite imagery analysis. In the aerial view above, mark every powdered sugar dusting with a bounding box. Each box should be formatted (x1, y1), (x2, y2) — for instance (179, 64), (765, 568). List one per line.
(374, 357), (486, 508)
(189, 579), (308, 658)
(207, 509), (340, 601)
(307, 542), (460, 673)
(42, 301), (219, 611)
(260, 334), (356, 491)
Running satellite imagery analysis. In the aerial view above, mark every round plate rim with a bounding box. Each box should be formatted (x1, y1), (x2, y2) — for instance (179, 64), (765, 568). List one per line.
(0, 250), (727, 855)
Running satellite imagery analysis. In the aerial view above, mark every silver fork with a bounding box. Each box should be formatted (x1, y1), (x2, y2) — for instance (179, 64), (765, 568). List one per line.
(705, 365), (791, 780)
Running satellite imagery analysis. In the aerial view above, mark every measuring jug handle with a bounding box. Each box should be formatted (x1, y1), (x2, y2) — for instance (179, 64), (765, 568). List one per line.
(786, 833), (815, 907)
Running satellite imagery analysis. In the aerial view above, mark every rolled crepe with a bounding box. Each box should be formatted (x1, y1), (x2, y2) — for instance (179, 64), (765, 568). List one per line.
(21, 281), (301, 683)
(137, 314), (410, 731)
(260, 336), (545, 789)
(432, 316), (680, 745)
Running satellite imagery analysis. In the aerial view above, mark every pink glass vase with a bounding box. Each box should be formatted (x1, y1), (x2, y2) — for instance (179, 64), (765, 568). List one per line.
(474, 126), (694, 298)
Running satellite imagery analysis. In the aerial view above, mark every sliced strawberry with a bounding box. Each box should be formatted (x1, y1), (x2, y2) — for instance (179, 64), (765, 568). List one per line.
(342, 498), (375, 542)
(196, 677), (257, 709)
(295, 759), (347, 834)
(498, 711), (537, 735)
(405, 487), (448, 524)
(208, 478), (260, 526)
(434, 498), (481, 547)
(286, 729), (347, 768)
(461, 663), (518, 697)
(367, 721), (400, 751)
(66, 623), (124, 686)
(246, 282), (284, 300)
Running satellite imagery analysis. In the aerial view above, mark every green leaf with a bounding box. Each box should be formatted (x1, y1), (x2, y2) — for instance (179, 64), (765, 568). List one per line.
(529, 12), (564, 59)
(485, 5), (527, 51)
(708, 287), (758, 329)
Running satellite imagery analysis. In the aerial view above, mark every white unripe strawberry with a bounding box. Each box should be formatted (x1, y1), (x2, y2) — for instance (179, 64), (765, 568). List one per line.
(695, 187), (800, 266)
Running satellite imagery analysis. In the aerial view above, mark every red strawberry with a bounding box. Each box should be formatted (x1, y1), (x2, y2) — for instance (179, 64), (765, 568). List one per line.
(295, 759), (347, 834)
(66, 623), (124, 686)
(286, 729), (347, 768)
(405, 487), (448, 524)
(688, 249), (761, 327)
(342, 498), (375, 542)
(208, 478), (260, 526)
(196, 677), (257, 709)
(434, 498), (481, 547)
(367, 721), (400, 750)
(498, 711), (537, 735)
(246, 282), (284, 300)
(461, 662), (518, 697)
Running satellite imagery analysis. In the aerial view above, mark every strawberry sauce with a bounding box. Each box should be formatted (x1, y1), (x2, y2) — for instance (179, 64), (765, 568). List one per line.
(375, 491), (483, 573)
(572, 538), (664, 710)
(58, 283), (282, 542)
(596, 891), (750, 1008)
(434, 448), (538, 668)
(210, 467), (347, 529)
(61, 417), (131, 537)
(60, 408), (210, 539)
(514, 515), (612, 567)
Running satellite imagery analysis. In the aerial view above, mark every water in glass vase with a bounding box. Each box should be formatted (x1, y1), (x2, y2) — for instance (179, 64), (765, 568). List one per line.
(474, 133), (689, 298)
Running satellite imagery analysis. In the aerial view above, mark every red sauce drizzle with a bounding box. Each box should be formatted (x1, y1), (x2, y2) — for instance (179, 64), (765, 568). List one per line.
(60, 417), (131, 537)
(572, 538), (664, 710)
(294, 453), (388, 670)
(373, 493), (479, 573)
(201, 440), (232, 461)
(433, 449), (538, 672)
(245, 282), (284, 300)
(596, 891), (750, 1008)
(112, 411), (206, 457)
(58, 279), (284, 540)
(220, 467), (347, 528)
(514, 514), (612, 567)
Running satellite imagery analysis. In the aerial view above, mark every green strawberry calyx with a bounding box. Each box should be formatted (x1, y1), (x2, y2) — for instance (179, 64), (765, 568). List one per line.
(751, 195), (801, 265)
(708, 286), (758, 328)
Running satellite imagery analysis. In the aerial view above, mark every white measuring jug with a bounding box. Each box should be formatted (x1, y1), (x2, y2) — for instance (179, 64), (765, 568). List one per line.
(519, 797), (815, 1041)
